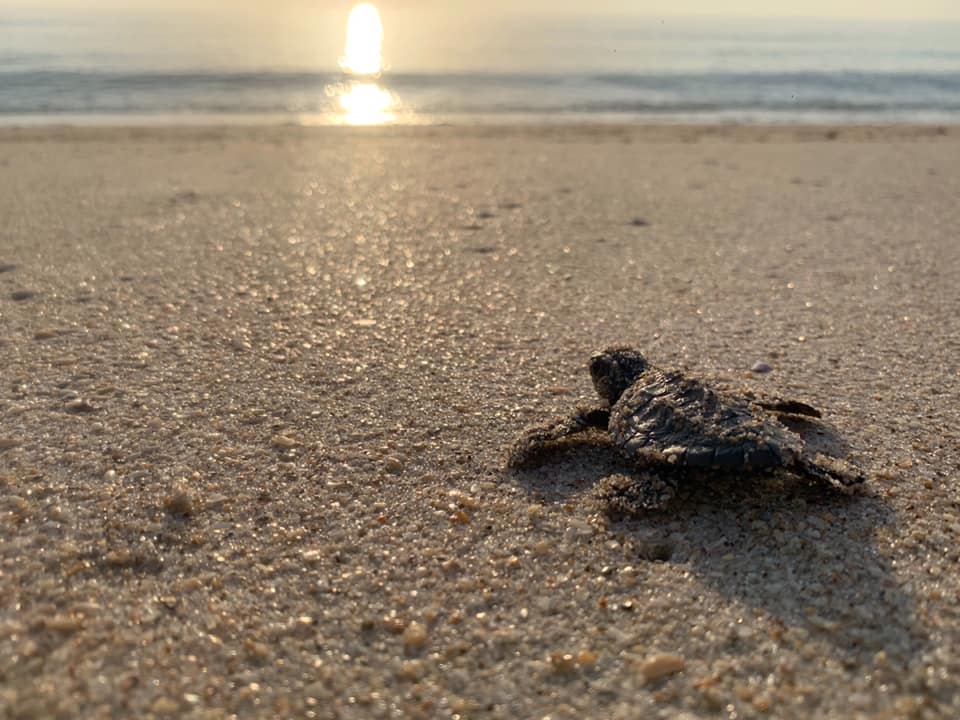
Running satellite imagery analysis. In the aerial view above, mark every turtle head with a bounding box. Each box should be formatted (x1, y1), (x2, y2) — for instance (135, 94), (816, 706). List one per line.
(589, 347), (648, 404)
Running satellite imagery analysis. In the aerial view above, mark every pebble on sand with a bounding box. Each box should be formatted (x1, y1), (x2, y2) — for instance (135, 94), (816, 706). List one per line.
(39, 613), (85, 633)
(750, 362), (773, 373)
(64, 399), (96, 414)
(104, 549), (137, 568)
(549, 652), (578, 673)
(149, 697), (181, 716)
(400, 659), (427, 681)
(577, 650), (599, 667)
(383, 456), (405, 474)
(270, 435), (299, 450)
(638, 653), (686, 682)
(402, 621), (428, 650)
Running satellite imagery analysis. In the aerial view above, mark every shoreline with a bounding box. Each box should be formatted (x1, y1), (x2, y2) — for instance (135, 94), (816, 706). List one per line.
(0, 121), (957, 144)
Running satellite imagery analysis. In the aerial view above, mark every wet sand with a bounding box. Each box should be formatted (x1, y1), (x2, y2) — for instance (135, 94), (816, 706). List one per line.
(1, 124), (959, 719)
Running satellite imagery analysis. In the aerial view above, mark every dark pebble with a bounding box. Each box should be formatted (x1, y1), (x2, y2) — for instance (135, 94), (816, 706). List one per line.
(10, 290), (36, 301)
(629, 217), (650, 227)
(0, 264), (17, 273)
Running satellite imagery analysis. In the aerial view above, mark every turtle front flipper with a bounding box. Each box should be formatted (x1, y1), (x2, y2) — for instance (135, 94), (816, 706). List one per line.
(793, 453), (865, 488)
(506, 404), (610, 469)
(595, 471), (678, 515)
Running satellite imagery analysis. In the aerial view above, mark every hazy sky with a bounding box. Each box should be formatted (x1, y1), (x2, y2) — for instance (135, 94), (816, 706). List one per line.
(5, 1), (959, 74)
(6, 0), (960, 20)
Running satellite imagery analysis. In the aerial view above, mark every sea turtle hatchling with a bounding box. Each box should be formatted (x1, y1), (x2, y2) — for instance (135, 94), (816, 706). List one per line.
(507, 347), (864, 514)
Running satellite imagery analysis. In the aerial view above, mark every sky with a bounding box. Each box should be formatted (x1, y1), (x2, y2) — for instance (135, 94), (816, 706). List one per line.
(4, 1), (958, 74)
(5, 0), (960, 21)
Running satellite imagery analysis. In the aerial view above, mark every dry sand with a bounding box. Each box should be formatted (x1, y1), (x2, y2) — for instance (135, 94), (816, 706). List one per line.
(1, 124), (959, 719)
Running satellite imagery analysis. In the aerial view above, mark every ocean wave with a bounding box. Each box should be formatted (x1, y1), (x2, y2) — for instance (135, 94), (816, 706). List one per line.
(1, 69), (958, 121)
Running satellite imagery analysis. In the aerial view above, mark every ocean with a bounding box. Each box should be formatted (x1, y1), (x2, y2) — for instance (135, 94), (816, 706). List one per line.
(2, 8), (959, 125)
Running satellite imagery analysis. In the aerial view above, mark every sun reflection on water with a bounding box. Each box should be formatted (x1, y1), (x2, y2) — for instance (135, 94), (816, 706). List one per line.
(331, 3), (396, 125)
(337, 81), (394, 125)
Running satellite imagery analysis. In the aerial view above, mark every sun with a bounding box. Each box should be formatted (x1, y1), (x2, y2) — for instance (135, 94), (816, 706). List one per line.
(340, 3), (383, 76)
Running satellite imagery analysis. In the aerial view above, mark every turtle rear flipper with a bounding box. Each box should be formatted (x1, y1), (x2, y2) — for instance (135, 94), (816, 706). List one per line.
(595, 472), (678, 515)
(794, 453), (865, 488)
(755, 398), (822, 418)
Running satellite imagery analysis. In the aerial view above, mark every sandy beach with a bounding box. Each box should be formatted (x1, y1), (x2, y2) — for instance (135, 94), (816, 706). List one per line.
(2, 124), (959, 719)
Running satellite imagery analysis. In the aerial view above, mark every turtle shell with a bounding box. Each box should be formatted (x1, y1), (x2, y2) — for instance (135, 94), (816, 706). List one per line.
(609, 368), (804, 472)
